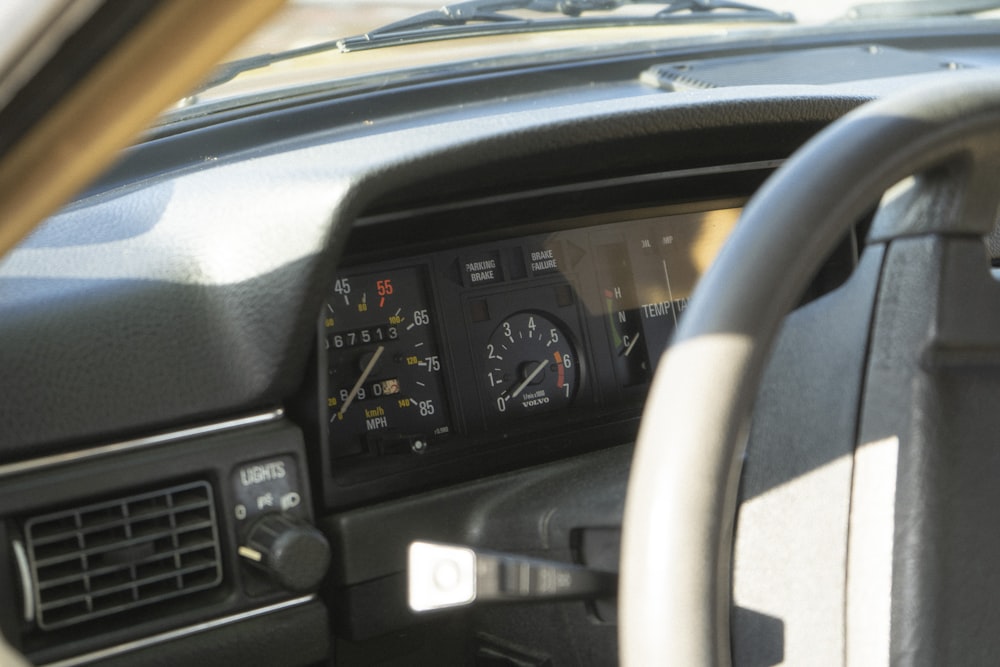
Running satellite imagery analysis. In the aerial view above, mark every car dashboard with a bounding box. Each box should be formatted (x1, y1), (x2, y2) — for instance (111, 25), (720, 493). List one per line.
(2, 20), (999, 667)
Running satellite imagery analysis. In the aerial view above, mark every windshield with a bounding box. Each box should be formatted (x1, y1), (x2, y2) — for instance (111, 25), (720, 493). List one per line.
(174, 0), (1000, 113)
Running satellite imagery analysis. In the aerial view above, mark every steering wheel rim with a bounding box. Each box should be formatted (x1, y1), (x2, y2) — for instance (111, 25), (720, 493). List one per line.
(619, 72), (1000, 665)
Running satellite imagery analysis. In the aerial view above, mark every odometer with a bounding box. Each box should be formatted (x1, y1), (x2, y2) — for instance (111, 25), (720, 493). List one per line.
(322, 266), (450, 457)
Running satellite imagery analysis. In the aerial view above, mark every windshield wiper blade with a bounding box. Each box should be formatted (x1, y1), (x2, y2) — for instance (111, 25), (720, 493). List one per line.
(338, 0), (794, 52)
(194, 39), (344, 94)
(192, 0), (792, 95)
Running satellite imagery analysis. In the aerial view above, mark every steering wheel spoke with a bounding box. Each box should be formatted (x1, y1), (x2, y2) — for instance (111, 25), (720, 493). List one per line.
(870, 151), (1000, 243)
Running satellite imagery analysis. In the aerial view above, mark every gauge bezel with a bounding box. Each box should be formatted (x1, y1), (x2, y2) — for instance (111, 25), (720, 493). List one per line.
(462, 276), (595, 431)
(480, 309), (582, 419)
(319, 264), (453, 461)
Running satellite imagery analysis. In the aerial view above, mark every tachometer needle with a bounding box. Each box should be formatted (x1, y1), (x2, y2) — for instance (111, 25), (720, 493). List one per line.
(510, 359), (547, 399)
(339, 345), (385, 417)
(624, 332), (641, 357)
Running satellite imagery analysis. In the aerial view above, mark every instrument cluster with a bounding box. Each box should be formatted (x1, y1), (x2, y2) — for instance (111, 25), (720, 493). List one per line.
(317, 205), (740, 500)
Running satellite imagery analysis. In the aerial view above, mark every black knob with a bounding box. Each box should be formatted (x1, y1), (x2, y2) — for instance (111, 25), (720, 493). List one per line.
(241, 513), (331, 593)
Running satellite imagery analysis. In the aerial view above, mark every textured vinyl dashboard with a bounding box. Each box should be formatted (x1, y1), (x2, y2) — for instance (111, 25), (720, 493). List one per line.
(4, 25), (996, 469)
(0, 85), (872, 463)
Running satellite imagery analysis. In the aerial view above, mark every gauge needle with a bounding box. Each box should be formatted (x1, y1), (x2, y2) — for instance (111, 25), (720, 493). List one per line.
(624, 332), (641, 357)
(662, 259), (679, 328)
(339, 345), (385, 417)
(510, 359), (548, 399)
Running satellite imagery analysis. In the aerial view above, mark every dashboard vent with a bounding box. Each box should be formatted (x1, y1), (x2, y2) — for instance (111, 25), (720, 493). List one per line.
(641, 45), (968, 92)
(23, 481), (222, 631)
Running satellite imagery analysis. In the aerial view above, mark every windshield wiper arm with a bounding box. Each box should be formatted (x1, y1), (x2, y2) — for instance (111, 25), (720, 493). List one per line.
(192, 0), (792, 94)
(363, 0), (562, 33)
(339, 0), (794, 52)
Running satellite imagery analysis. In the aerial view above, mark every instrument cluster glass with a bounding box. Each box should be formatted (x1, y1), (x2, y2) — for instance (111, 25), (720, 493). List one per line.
(318, 206), (741, 473)
(322, 266), (450, 458)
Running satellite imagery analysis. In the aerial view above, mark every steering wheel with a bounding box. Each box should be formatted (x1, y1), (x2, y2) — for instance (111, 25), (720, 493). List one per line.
(620, 73), (1000, 665)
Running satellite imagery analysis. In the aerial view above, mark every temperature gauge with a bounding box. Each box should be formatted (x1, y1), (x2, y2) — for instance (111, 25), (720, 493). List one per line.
(597, 243), (650, 387)
(322, 266), (450, 456)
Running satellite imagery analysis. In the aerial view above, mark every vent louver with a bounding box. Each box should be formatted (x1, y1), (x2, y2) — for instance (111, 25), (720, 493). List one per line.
(24, 481), (223, 631)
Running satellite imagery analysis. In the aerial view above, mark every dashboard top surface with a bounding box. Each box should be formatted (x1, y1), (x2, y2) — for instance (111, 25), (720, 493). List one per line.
(0, 29), (994, 465)
(0, 80), (874, 461)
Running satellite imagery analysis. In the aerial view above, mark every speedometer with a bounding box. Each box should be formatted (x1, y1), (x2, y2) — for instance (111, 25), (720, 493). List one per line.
(322, 266), (450, 457)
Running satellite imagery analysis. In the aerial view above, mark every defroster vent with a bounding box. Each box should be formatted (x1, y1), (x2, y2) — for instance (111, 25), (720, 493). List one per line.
(23, 481), (223, 630)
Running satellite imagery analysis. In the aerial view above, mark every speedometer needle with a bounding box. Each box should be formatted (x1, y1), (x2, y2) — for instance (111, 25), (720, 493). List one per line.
(339, 345), (385, 417)
(510, 359), (548, 399)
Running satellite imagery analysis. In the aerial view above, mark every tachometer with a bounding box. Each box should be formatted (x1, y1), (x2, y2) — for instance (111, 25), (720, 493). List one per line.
(483, 311), (578, 416)
(323, 266), (450, 457)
